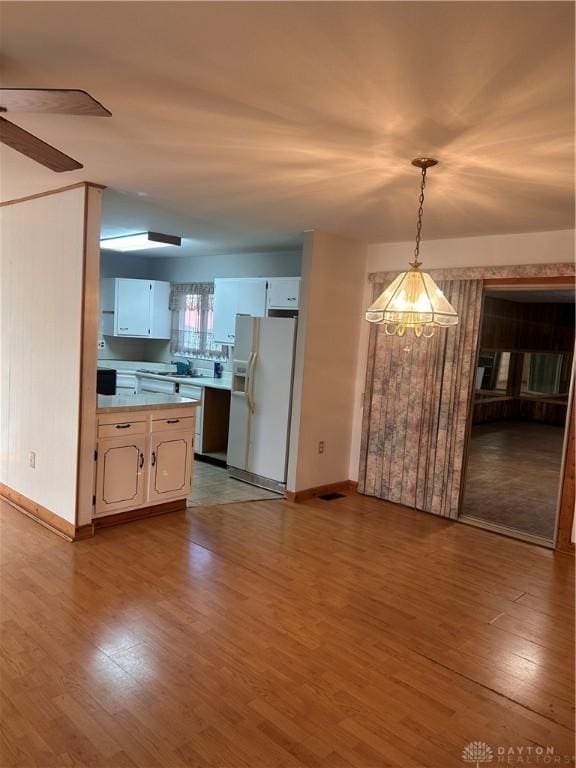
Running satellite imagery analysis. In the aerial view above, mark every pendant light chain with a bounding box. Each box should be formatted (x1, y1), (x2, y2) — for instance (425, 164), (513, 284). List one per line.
(411, 167), (427, 268)
(364, 156), (459, 337)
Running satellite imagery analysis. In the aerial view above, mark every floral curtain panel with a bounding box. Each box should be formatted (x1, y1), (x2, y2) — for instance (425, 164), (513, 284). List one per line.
(169, 282), (214, 311)
(169, 283), (228, 360)
(358, 279), (483, 519)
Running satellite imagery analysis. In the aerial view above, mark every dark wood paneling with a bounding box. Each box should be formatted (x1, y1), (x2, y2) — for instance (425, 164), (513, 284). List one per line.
(516, 398), (568, 426)
(473, 397), (515, 424)
(481, 297), (574, 352)
(473, 396), (567, 425)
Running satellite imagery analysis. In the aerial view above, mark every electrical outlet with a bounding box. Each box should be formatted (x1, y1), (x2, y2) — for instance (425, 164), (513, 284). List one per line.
(318, 441), (325, 454)
(28, 451), (36, 469)
(97, 339), (105, 350)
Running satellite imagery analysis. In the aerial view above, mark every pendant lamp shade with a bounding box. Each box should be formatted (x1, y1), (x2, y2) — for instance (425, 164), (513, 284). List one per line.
(365, 157), (458, 338)
(365, 265), (459, 337)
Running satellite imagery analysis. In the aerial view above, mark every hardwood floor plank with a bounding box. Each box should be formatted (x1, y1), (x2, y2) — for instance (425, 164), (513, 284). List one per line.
(0, 496), (574, 768)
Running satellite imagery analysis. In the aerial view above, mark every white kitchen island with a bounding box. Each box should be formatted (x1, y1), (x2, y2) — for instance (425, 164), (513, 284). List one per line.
(94, 394), (200, 525)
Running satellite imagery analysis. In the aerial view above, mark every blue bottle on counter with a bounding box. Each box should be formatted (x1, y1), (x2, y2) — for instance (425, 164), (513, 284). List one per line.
(213, 362), (223, 379)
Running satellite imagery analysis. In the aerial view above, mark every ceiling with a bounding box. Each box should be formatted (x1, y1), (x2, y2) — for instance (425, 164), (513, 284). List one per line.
(0, 1), (574, 255)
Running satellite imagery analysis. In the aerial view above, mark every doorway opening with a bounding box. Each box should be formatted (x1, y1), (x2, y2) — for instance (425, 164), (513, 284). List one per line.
(461, 286), (575, 545)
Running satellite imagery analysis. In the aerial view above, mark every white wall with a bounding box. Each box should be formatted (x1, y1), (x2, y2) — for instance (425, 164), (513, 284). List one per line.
(100, 251), (154, 279)
(146, 250), (302, 283)
(0, 186), (97, 525)
(366, 229), (575, 274)
(349, 229), (576, 481)
(287, 231), (366, 492)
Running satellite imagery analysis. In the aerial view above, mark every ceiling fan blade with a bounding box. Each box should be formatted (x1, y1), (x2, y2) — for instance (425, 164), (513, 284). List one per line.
(0, 117), (83, 172)
(0, 89), (111, 116)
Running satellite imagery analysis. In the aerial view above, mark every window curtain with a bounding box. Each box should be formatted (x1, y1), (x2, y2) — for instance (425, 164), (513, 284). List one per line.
(169, 283), (227, 360)
(169, 282), (213, 311)
(358, 279), (483, 519)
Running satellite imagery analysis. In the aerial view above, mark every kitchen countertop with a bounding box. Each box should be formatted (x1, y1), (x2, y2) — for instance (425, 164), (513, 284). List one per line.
(135, 371), (232, 391)
(97, 393), (201, 413)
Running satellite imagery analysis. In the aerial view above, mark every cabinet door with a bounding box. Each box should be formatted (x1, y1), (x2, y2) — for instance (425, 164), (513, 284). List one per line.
(147, 431), (194, 503)
(213, 278), (267, 345)
(150, 281), (172, 339)
(267, 277), (300, 309)
(236, 278), (267, 318)
(115, 279), (151, 337)
(213, 279), (238, 344)
(95, 435), (147, 515)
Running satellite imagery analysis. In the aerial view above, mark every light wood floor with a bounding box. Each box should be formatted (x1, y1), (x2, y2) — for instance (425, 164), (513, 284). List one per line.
(0, 494), (574, 767)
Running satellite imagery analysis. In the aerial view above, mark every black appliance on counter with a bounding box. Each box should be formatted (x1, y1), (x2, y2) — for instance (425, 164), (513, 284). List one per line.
(97, 367), (117, 395)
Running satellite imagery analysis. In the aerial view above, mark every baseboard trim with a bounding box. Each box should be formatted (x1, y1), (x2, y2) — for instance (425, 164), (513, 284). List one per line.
(74, 523), (95, 541)
(285, 480), (357, 503)
(93, 498), (187, 528)
(0, 483), (76, 540)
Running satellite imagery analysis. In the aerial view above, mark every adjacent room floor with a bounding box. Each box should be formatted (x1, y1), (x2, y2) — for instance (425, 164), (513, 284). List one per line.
(1, 495), (573, 768)
(188, 460), (281, 507)
(462, 420), (565, 540)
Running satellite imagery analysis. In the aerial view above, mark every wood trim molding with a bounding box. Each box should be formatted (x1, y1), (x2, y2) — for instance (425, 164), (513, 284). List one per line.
(285, 480), (358, 503)
(0, 181), (106, 208)
(1, 483), (76, 540)
(93, 499), (187, 528)
(75, 184), (102, 528)
(556, 377), (575, 554)
(74, 524), (95, 541)
(369, 262), (575, 284)
(484, 276), (576, 287)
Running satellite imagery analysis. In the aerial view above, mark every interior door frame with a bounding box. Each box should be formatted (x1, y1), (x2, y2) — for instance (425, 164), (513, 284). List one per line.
(458, 275), (576, 551)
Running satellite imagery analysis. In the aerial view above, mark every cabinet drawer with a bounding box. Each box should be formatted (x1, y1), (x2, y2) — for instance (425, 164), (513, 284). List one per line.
(139, 379), (176, 395)
(98, 420), (148, 438)
(117, 373), (137, 389)
(151, 416), (195, 433)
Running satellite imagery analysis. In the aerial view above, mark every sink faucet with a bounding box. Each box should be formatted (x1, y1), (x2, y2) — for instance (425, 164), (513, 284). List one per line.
(171, 358), (196, 376)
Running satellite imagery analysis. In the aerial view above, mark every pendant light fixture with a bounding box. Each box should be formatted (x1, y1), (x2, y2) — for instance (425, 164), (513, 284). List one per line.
(365, 158), (458, 337)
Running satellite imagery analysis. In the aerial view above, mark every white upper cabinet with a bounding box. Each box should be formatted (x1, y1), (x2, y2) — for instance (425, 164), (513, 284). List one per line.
(149, 281), (172, 339)
(267, 277), (300, 310)
(101, 278), (171, 339)
(213, 278), (267, 344)
(116, 278), (150, 336)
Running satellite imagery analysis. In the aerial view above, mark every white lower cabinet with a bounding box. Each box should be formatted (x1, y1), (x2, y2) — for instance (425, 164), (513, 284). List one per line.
(94, 406), (197, 518)
(178, 384), (204, 448)
(137, 378), (176, 395)
(95, 434), (147, 515)
(148, 432), (193, 503)
(116, 372), (138, 394)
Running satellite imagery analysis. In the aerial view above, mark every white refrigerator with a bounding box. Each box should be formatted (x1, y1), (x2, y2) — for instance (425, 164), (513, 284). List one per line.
(227, 316), (297, 490)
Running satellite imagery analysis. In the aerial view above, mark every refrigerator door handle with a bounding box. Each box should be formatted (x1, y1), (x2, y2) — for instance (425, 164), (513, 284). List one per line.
(245, 352), (256, 413)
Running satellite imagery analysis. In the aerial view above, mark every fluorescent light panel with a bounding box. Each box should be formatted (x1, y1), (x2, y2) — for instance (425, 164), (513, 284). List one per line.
(100, 231), (182, 252)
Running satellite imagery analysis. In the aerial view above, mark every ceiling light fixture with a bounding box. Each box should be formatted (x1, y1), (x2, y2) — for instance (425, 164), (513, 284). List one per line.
(365, 158), (458, 337)
(100, 231), (182, 252)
